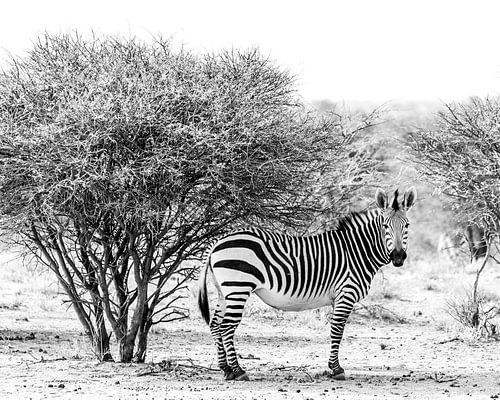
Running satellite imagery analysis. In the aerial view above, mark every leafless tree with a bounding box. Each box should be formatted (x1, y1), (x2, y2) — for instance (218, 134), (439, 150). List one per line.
(409, 97), (500, 230)
(409, 97), (500, 329)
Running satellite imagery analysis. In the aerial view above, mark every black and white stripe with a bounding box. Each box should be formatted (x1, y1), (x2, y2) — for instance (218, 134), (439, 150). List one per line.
(198, 187), (417, 380)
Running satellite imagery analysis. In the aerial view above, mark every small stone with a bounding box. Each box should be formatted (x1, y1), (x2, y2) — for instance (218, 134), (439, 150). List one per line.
(58, 384), (65, 389)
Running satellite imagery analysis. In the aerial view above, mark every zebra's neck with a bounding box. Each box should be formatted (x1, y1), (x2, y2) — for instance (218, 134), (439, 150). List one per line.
(332, 209), (391, 275)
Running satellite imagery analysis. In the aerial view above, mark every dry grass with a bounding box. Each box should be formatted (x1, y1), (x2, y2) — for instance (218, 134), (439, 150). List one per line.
(446, 289), (499, 338)
(0, 250), (62, 314)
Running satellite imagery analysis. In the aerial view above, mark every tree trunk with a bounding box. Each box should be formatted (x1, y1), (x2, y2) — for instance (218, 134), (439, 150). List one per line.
(119, 255), (149, 362)
(133, 305), (151, 363)
(471, 238), (491, 328)
(94, 306), (113, 361)
(118, 295), (152, 362)
(119, 335), (136, 362)
(118, 302), (146, 362)
(472, 238), (490, 304)
(94, 332), (113, 361)
(133, 328), (148, 363)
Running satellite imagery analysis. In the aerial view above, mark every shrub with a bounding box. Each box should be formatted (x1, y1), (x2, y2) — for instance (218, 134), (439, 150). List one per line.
(446, 289), (499, 338)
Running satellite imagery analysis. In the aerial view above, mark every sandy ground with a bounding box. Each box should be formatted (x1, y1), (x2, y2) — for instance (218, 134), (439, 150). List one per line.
(1, 253), (500, 399)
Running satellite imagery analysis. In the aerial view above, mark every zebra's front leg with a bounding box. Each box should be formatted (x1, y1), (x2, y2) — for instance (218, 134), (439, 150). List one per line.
(328, 296), (355, 380)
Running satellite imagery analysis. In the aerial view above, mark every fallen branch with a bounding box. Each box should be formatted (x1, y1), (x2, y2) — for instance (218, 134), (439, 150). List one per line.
(270, 364), (315, 383)
(136, 358), (219, 377)
(430, 372), (460, 383)
(270, 364), (310, 371)
(29, 356), (67, 364)
(301, 369), (315, 383)
(436, 337), (461, 345)
(238, 354), (261, 360)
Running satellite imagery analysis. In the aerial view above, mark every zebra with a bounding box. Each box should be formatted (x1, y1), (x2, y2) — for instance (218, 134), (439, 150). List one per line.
(198, 187), (417, 381)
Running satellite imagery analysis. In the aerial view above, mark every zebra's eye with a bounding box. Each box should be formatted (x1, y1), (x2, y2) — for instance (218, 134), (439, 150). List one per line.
(382, 224), (389, 229)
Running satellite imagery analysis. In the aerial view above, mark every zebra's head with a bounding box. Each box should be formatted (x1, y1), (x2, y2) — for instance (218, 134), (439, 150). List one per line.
(375, 187), (417, 267)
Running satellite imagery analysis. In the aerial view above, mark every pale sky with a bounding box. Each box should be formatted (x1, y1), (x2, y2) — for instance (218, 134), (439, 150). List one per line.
(1, 0), (500, 103)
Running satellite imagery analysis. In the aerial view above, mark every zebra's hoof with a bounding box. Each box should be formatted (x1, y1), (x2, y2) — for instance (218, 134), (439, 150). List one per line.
(223, 366), (236, 380)
(333, 372), (346, 380)
(330, 366), (345, 380)
(224, 370), (236, 380)
(235, 372), (250, 381)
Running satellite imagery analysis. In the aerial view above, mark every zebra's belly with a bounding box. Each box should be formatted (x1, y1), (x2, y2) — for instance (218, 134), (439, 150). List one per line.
(254, 288), (331, 311)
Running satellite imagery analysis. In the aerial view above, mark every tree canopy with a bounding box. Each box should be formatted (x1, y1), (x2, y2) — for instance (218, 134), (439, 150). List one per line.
(409, 97), (500, 234)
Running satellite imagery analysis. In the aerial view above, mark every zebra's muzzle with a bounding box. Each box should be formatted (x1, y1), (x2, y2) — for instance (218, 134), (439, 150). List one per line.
(390, 249), (407, 267)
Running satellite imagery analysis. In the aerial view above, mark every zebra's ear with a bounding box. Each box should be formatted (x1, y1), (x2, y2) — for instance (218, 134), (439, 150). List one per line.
(375, 188), (388, 209)
(403, 187), (417, 210)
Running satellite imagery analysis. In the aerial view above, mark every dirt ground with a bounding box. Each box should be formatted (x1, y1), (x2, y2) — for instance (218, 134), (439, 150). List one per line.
(1, 253), (500, 400)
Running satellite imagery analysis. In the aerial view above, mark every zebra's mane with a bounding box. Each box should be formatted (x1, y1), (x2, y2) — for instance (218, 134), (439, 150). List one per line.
(333, 209), (380, 232)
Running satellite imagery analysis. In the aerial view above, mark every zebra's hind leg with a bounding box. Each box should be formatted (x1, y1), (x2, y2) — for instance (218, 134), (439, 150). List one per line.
(220, 291), (251, 381)
(328, 296), (356, 381)
(209, 303), (233, 379)
(210, 301), (233, 379)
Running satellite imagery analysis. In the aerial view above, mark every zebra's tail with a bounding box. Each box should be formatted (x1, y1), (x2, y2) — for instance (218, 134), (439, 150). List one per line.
(198, 257), (211, 325)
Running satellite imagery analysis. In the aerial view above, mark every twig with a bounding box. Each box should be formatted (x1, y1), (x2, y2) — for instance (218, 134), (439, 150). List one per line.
(239, 354), (261, 360)
(430, 372), (460, 383)
(28, 356), (67, 364)
(176, 363), (219, 371)
(136, 358), (219, 377)
(436, 337), (461, 344)
(269, 364), (315, 383)
(301, 369), (315, 383)
(270, 365), (310, 371)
